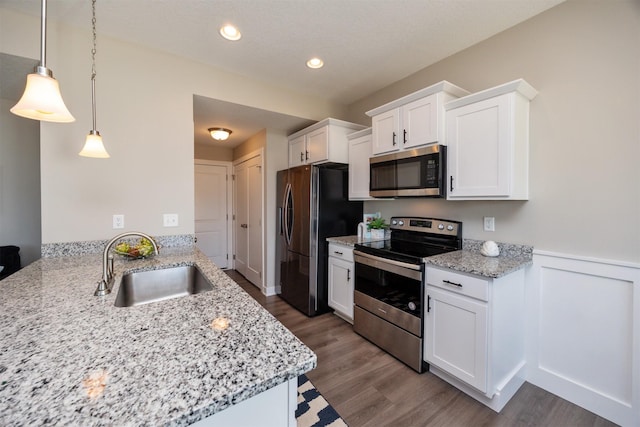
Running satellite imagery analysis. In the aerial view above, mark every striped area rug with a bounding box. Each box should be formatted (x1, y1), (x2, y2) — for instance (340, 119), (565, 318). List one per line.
(297, 375), (348, 427)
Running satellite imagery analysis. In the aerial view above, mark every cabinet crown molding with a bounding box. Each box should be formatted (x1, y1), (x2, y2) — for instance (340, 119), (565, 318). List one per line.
(288, 117), (367, 139)
(365, 80), (470, 117)
(347, 127), (372, 140)
(445, 79), (538, 111)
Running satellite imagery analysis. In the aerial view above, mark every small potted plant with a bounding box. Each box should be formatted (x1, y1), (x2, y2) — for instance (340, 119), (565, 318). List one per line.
(368, 217), (388, 240)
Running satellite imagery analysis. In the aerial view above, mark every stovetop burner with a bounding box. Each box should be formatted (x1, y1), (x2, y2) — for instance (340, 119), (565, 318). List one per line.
(354, 217), (462, 264)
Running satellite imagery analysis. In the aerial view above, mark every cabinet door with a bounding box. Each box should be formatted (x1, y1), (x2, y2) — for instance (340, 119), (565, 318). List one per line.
(371, 109), (400, 155)
(328, 257), (354, 321)
(288, 135), (307, 167)
(348, 133), (373, 200)
(446, 94), (512, 198)
(424, 286), (488, 392)
(306, 126), (329, 164)
(403, 94), (438, 149)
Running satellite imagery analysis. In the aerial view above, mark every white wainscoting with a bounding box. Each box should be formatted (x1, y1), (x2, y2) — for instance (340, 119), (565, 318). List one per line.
(527, 251), (639, 427)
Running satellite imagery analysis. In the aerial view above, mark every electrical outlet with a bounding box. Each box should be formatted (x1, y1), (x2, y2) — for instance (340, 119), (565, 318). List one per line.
(163, 213), (179, 227)
(113, 214), (124, 229)
(483, 216), (495, 232)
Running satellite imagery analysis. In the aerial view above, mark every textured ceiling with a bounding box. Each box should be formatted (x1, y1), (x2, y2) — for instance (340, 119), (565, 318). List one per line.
(0, 0), (564, 147)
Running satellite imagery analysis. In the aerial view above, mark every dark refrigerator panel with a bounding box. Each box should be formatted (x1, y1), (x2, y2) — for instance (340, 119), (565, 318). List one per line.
(276, 164), (362, 316)
(288, 165), (311, 257)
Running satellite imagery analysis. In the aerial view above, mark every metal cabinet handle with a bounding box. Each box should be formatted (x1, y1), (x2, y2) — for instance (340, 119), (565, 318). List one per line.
(403, 129), (407, 144)
(305, 150), (309, 161)
(443, 279), (462, 288)
(450, 176), (454, 192)
(300, 152), (304, 161)
(334, 251), (343, 255)
(392, 131), (397, 146)
(241, 223), (248, 228)
(347, 269), (351, 281)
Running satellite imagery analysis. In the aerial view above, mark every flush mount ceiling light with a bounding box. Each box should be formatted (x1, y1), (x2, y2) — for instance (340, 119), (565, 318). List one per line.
(208, 127), (232, 141)
(10, 0), (75, 123)
(79, 0), (109, 158)
(306, 57), (324, 69)
(219, 24), (241, 41)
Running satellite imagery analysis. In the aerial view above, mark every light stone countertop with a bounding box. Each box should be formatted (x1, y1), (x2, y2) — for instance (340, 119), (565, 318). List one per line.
(326, 235), (387, 247)
(327, 235), (532, 278)
(0, 246), (316, 426)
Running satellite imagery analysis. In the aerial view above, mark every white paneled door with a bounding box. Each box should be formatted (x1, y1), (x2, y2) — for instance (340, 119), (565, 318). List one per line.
(195, 162), (231, 268)
(233, 153), (263, 288)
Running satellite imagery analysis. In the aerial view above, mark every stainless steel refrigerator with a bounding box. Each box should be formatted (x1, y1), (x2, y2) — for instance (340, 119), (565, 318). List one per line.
(276, 164), (363, 316)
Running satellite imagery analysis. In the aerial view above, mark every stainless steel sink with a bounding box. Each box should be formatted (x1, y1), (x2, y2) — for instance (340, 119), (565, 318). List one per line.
(114, 265), (213, 307)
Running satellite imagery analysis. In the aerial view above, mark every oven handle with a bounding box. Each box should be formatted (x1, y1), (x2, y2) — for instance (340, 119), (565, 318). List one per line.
(354, 251), (422, 281)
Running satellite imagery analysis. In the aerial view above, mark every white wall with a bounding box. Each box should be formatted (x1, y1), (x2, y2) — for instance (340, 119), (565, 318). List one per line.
(0, 7), (347, 244)
(0, 98), (41, 266)
(264, 129), (289, 295)
(348, 0), (640, 264)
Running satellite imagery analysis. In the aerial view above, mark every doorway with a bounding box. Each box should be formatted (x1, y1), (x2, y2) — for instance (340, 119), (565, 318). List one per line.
(233, 150), (263, 288)
(194, 160), (232, 268)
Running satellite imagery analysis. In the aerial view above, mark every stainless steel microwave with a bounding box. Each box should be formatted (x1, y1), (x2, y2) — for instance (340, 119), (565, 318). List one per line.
(369, 145), (446, 198)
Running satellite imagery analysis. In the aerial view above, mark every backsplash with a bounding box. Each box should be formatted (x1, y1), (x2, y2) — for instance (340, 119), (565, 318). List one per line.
(41, 234), (195, 258)
(463, 238), (533, 259)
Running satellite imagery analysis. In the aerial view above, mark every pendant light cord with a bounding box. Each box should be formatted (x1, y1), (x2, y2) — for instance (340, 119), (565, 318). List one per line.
(90, 0), (98, 131)
(40, 0), (47, 67)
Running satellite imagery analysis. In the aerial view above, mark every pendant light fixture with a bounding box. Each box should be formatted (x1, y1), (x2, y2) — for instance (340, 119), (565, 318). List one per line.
(10, 0), (75, 123)
(208, 127), (232, 141)
(79, 0), (109, 158)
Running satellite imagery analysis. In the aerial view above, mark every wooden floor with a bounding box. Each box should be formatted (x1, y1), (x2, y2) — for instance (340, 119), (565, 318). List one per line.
(226, 270), (617, 427)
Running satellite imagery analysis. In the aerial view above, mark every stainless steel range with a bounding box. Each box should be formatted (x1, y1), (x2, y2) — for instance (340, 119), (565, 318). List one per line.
(353, 217), (462, 373)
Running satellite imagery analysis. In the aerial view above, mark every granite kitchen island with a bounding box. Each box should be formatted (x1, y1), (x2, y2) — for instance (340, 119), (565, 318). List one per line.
(0, 245), (316, 426)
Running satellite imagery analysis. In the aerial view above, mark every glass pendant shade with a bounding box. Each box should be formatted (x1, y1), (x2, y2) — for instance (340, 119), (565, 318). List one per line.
(10, 68), (75, 123)
(79, 130), (110, 158)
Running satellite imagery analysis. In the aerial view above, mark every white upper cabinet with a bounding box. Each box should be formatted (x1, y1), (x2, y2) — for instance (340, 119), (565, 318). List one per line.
(445, 79), (538, 200)
(366, 81), (469, 155)
(347, 128), (373, 200)
(288, 118), (367, 168)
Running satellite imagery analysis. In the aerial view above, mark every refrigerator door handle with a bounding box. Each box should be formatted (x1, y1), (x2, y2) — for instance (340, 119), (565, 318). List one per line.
(278, 207), (283, 235)
(283, 183), (292, 245)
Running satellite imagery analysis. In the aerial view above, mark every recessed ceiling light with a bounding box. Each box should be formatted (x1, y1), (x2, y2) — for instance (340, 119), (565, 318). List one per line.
(220, 24), (241, 41)
(306, 57), (324, 69)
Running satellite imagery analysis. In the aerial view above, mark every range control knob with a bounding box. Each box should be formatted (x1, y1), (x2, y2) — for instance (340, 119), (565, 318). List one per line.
(408, 302), (417, 311)
(398, 220), (404, 226)
(438, 224), (445, 230)
(447, 225), (454, 231)
(391, 219), (398, 225)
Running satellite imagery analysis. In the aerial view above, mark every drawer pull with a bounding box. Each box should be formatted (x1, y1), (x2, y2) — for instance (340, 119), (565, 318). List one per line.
(333, 251), (343, 255)
(443, 279), (463, 288)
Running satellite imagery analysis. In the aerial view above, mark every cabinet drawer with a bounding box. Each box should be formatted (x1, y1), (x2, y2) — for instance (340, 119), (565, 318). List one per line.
(328, 243), (354, 262)
(426, 267), (489, 302)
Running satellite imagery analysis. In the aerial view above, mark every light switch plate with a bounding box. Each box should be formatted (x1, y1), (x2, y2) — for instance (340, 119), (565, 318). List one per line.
(163, 213), (179, 227)
(483, 216), (495, 232)
(113, 214), (124, 229)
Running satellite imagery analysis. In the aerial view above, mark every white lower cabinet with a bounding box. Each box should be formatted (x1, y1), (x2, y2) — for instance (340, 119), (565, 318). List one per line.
(424, 266), (526, 412)
(327, 243), (354, 323)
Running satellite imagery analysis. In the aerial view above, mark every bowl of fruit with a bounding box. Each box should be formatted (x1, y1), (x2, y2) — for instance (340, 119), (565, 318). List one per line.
(114, 237), (156, 259)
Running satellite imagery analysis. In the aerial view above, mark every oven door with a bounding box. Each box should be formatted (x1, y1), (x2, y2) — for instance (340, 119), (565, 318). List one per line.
(353, 251), (423, 336)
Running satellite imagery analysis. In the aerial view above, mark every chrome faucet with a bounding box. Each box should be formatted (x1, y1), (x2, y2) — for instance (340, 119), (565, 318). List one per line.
(94, 232), (159, 296)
